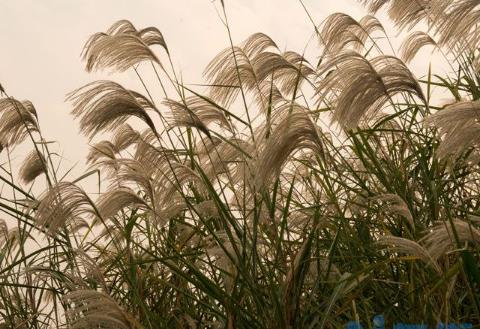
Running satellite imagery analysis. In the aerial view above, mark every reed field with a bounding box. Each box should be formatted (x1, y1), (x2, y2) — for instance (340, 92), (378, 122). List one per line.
(1, 0), (480, 327)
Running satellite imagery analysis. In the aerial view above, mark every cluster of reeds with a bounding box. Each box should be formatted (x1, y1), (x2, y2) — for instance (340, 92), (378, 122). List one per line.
(1, 0), (480, 327)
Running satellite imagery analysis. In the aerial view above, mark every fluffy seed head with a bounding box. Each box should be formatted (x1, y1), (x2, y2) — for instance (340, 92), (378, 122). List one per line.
(19, 150), (47, 184)
(82, 19), (168, 72)
(35, 182), (96, 235)
(68, 80), (157, 139)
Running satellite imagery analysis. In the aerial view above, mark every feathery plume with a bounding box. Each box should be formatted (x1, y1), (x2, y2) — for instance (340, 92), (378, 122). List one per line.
(105, 19), (137, 34)
(0, 219), (8, 246)
(87, 141), (118, 165)
(63, 290), (138, 329)
(433, 0), (480, 49)
(133, 134), (175, 174)
(255, 105), (323, 188)
(361, 0), (390, 13)
(421, 219), (480, 260)
(96, 186), (151, 220)
(206, 34), (312, 108)
(317, 51), (425, 128)
(75, 249), (106, 287)
(197, 137), (251, 182)
(153, 162), (202, 204)
(319, 13), (368, 53)
(18, 150), (47, 184)
(204, 230), (243, 291)
(70, 218), (90, 234)
(35, 182), (96, 235)
(205, 45), (256, 106)
(163, 96), (232, 136)
(83, 20), (168, 72)
(112, 124), (140, 151)
(378, 235), (442, 274)
(358, 15), (386, 45)
(252, 51), (315, 96)
(155, 197), (187, 225)
(254, 80), (286, 108)
(361, 0), (431, 31)
(387, 0), (430, 30)
(0, 98), (39, 146)
(84, 33), (158, 72)
(425, 100), (480, 160)
(113, 159), (157, 203)
(372, 194), (414, 227)
(241, 32), (278, 57)
(319, 14), (385, 55)
(400, 31), (437, 63)
(205, 33), (277, 106)
(86, 140), (121, 177)
(137, 26), (169, 51)
(194, 200), (220, 218)
(68, 80), (157, 139)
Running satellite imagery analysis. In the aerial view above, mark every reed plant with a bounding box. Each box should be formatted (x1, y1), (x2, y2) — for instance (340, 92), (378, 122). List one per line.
(1, 0), (480, 327)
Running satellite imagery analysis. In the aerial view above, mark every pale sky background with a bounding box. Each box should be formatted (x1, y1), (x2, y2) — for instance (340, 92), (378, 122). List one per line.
(0, 0), (439, 187)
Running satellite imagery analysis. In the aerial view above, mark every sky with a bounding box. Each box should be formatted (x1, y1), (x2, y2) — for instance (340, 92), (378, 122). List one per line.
(1, 0), (438, 187)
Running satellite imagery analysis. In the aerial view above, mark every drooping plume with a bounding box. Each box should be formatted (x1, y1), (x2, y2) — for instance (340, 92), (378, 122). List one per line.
(96, 186), (151, 220)
(63, 289), (138, 329)
(421, 219), (480, 260)
(68, 81), (158, 139)
(255, 104), (323, 188)
(361, 0), (432, 31)
(204, 33), (277, 106)
(163, 96), (233, 136)
(82, 19), (168, 72)
(0, 98), (39, 146)
(425, 100), (480, 160)
(19, 150), (47, 184)
(317, 51), (425, 128)
(377, 235), (442, 274)
(35, 182), (96, 235)
(400, 31), (437, 63)
(319, 13), (385, 54)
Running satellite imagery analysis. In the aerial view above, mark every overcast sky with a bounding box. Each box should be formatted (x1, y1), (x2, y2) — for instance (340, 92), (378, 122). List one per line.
(1, 0), (424, 184)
